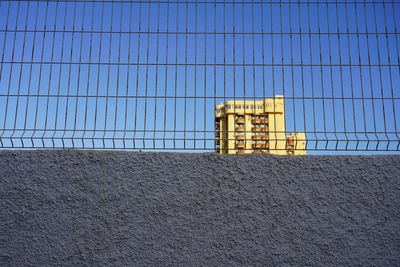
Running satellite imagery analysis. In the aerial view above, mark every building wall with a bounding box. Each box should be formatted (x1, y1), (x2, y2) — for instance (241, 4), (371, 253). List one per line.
(1, 150), (400, 266)
(268, 112), (287, 155)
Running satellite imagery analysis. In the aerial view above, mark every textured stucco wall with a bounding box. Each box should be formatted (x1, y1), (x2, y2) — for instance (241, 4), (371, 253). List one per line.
(0, 150), (400, 266)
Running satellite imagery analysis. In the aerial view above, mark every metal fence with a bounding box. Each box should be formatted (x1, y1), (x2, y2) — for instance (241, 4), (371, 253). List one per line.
(0, 0), (399, 153)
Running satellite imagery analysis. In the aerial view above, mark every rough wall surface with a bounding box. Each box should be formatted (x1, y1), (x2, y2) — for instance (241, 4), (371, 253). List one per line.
(0, 150), (399, 266)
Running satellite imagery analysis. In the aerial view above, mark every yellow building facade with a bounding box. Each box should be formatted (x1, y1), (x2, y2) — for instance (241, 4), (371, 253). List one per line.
(215, 95), (306, 155)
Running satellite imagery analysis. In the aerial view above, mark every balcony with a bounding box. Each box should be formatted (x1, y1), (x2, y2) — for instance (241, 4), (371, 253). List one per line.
(252, 126), (268, 132)
(235, 118), (245, 124)
(235, 142), (245, 149)
(287, 138), (295, 146)
(215, 123), (220, 129)
(252, 116), (268, 124)
(252, 150), (269, 154)
(235, 126), (245, 131)
(252, 135), (268, 140)
(215, 140), (220, 145)
(215, 131), (220, 137)
(235, 134), (246, 140)
(252, 143), (268, 149)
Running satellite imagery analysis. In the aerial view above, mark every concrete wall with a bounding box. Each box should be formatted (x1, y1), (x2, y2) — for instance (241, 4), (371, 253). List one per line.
(1, 150), (399, 266)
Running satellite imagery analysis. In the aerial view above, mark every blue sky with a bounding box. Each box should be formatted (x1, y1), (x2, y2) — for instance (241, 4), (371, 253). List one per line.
(0, 0), (399, 153)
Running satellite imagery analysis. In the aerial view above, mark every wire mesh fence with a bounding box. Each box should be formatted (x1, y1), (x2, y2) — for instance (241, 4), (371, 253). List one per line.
(0, 0), (399, 153)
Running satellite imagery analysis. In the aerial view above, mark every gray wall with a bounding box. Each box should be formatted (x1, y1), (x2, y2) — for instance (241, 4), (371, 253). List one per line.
(1, 150), (400, 266)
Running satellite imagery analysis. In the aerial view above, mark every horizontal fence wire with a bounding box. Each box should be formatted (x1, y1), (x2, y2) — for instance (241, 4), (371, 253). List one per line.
(0, 0), (399, 153)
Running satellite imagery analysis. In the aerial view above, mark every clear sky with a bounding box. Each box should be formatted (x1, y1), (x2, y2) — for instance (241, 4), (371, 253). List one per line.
(0, 0), (399, 154)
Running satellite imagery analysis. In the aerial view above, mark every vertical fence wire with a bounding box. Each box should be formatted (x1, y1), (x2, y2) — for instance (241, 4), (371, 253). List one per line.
(0, 0), (399, 153)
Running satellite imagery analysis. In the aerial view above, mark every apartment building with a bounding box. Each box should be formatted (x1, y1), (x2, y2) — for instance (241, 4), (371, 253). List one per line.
(215, 95), (306, 155)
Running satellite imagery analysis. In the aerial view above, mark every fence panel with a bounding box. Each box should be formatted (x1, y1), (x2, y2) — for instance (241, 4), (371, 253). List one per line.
(0, 0), (399, 153)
